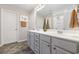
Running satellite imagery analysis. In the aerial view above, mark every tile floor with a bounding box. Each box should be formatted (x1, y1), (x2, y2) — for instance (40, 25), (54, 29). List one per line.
(0, 41), (34, 54)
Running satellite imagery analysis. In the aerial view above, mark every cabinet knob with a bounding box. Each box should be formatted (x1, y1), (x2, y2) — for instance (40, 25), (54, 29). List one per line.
(35, 40), (38, 42)
(47, 45), (50, 47)
(53, 47), (56, 50)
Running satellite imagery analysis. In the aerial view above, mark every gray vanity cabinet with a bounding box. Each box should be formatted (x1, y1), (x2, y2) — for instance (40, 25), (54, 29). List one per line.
(29, 32), (35, 51)
(40, 34), (51, 54)
(27, 31), (79, 54)
(34, 33), (40, 54)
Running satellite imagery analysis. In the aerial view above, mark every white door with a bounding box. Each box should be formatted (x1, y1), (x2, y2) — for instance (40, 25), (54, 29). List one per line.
(1, 9), (17, 44)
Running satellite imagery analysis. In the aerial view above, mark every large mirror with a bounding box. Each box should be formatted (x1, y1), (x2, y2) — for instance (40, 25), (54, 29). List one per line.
(36, 4), (79, 30)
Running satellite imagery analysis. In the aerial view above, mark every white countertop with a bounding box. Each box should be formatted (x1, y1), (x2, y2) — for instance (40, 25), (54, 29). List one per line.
(28, 29), (79, 43)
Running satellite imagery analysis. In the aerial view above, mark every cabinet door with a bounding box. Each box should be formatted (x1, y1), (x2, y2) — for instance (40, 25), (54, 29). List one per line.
(40, 40), (50, 54)
(52, 37), (77, 53)
(40, 34), (50, 43)
(55, 47), (71, 54)
(52, 46), (56, 54)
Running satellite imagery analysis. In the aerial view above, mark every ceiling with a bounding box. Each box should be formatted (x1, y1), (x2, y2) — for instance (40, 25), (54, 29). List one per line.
(10, 4), (37, 12)
(0, 4), (37, 12)
(37, 4), (75, 16)
(0, 4), (75, 15)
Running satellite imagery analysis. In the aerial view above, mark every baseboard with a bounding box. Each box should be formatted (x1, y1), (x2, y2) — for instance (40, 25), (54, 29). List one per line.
(0, 39), (27, 47)
(17, 39), (27, 42)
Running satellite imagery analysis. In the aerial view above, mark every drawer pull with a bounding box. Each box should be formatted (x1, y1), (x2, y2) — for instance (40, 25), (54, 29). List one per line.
(35, 40), (38, 42)
(47, 45), (50, 47)
(35, 40), (39, 43)
(53, 47), (56, 50)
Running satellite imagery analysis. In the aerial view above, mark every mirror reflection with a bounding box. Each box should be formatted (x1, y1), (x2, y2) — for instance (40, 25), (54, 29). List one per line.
(36, 4), (79, 31)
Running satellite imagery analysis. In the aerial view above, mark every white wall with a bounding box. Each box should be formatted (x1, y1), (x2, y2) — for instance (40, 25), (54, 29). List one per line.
(19, 15), (29, 42)
(29, 9), (37, 30)
(29, 10), (35, 30)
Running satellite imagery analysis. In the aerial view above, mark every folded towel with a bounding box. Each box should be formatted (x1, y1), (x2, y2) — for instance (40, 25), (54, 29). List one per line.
(70, 9), (79, 28)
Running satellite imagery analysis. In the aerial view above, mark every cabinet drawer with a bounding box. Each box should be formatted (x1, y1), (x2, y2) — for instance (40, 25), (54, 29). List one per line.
(34, 49), (39, 54)
(35, 45), (39, 50)
(30, 32), (34, 36)
(35, 39), (40, 43)
(35, 42), (39, 47)
(40, 34), (50, 43)
(35, 33), (40, 39)
(52, 37), (77, 53)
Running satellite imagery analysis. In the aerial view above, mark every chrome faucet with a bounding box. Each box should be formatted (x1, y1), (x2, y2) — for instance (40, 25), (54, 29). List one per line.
(57, 30), (63, 34)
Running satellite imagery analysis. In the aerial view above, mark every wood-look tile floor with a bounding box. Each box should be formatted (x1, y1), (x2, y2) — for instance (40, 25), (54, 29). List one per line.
(0, 41), (34, 54)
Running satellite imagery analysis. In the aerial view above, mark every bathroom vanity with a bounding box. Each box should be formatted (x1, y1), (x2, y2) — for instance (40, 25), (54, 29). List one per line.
(27, 30), (79, 54)
(26, 4), (79, 54)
